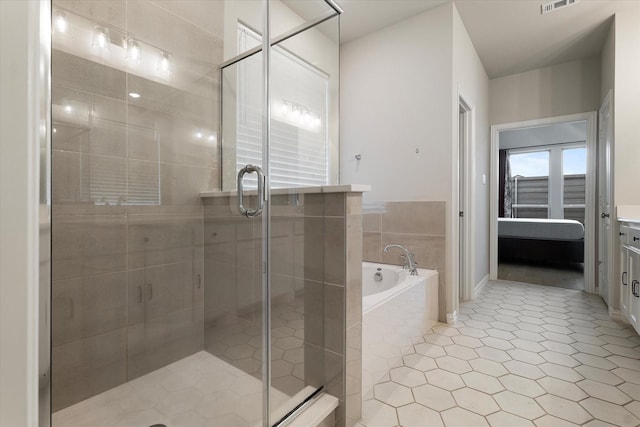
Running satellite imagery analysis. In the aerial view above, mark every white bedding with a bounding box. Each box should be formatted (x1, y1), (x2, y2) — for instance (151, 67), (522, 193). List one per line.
(498, 218), (585, 241)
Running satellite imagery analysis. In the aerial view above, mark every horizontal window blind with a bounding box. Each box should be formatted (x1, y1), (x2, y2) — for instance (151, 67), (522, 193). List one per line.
(236, 24), (329, 189)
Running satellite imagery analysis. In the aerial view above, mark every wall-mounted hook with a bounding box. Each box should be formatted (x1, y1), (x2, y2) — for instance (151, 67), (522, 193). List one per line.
(355, 154), (362, 160)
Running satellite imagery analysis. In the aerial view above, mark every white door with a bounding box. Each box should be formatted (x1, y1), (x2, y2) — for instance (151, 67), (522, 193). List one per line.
(598, 95), (612, 304)
(459, 105), (466, 300)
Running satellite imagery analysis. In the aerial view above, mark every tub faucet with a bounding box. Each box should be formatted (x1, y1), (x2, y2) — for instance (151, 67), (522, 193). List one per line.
(384, 244), (418, 275)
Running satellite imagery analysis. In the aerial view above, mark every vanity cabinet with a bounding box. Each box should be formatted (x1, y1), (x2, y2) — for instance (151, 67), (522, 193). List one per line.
(620, 221), (640, 332)
(620, 224), (630, 318)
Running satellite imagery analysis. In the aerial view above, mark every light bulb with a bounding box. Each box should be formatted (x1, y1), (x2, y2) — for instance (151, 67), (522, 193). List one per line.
(313, 116), (321, 128)
(92, 26), (111, 52)
(280, 102), (289, 114)
(53, 10), (68, 34)
(64, 105), (72, 113)
(128, 92), (141, 99)
(126, 39), (141, 64)
(208, 135), (215, 142)
(195, 131), (203, 139)
(157, 51), (172, 76)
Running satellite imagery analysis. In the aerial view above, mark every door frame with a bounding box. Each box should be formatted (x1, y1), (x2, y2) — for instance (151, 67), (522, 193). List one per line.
(598, 90), (615, 310)
(489, 112), (598, 293)
(457, 90), (475, 302)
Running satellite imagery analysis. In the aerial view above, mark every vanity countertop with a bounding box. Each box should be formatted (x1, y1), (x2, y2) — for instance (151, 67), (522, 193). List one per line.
(200, 184), (371, 198)
(617, 206), (640, 224)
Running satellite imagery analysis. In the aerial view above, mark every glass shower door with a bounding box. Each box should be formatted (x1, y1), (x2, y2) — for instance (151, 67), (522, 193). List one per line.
(50, 0), (268, 425)
(218, 2), (341, 425)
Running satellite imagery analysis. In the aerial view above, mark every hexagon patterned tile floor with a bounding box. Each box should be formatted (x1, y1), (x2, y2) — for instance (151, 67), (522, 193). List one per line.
(358, 280), (640, 427)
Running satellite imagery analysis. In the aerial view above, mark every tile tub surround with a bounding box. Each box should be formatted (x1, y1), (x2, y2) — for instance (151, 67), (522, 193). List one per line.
(201, 189), (365, 427)
(357, 280), (640, 427)
(51, 0), (220, 410)
(363, 201), (446, 322)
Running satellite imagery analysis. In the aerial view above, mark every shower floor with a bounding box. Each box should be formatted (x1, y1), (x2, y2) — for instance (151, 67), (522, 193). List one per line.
(52, 351), (291, 427)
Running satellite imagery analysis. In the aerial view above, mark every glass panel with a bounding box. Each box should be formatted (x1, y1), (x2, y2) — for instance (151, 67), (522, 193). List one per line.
(509, 151), (550, 219)
(51, 0), (263, 425)
(223, 0), (263, 61)
(272, 0), (338, 40)
(563, 147), (587, 224)
(213, 54), (267, 427)
(269, 16), (339, 424)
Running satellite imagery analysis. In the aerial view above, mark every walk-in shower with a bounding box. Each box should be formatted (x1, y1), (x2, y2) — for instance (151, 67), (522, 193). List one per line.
(48, 0), (341, 426)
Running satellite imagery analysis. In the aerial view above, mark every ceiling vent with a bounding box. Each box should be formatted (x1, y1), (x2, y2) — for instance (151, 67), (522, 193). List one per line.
(541, 0), (578, 15)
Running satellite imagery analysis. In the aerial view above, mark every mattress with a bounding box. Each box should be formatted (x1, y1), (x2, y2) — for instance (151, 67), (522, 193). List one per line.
(498, 218), (585, 241)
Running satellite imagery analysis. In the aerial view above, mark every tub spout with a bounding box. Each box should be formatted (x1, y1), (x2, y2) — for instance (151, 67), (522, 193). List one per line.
(384, 244), (418, 275)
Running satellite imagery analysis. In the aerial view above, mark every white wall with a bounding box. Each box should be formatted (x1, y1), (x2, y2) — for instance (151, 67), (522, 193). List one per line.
(452, 5), (490, 292)
(601, 20), (615, 104)
(340, 2), (491, 316)
(340, 3), (454, 319)
(340, 3), (453, 203)
(0, 1), (48, 426)
(490, 57), (602, 125)
(613, 4), (640, 206)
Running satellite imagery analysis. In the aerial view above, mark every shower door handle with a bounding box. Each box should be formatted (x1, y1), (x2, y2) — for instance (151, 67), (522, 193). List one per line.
(237, 165), (265, 218)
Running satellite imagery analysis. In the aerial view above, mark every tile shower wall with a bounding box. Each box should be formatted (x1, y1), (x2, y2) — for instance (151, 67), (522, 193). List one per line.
(362, 201), (446, 322)
(51, 0), (220, 410)
(202, 191), (363, 427)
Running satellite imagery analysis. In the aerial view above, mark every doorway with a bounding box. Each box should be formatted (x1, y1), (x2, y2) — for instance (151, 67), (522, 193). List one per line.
(490, 113), (598, 292)
(598, 91), (614, 306)
(458, 95), (474, 301)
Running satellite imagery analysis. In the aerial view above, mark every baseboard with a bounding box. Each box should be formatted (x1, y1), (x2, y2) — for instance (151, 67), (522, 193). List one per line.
(447, 311), (457, 325)
(609, 307), (628, 323)
(474, 275), (489, 298)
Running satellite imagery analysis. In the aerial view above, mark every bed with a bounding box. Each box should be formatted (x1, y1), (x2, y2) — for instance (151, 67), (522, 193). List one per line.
(498, 218), (585, 264)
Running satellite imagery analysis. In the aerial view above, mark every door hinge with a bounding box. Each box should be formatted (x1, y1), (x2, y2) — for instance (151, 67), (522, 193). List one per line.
(459, 211), (464, 218)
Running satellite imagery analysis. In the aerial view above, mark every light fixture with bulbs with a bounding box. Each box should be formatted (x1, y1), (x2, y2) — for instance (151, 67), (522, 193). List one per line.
(126, 38), (141, 64)
(52, 9), (175, 83)
(92, 26), (111, 52)
(53, 10), (68, 34)
(275, 100), (322, 132)
(157, 51), (172, 76)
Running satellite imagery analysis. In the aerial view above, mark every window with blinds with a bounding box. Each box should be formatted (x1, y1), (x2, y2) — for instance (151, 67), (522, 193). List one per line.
(236, 24), (329, 189)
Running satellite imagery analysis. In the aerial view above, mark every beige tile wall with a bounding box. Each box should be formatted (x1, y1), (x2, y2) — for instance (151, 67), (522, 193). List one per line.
(362, 201), (446, 322)
(51, 0), (220, 410)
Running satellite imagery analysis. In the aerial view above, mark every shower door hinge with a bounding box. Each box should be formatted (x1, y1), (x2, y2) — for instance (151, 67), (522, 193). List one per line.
(459, 211), (464, 217)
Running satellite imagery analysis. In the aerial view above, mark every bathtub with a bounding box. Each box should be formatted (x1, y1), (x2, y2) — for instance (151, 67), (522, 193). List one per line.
(362, 262), (439, 397)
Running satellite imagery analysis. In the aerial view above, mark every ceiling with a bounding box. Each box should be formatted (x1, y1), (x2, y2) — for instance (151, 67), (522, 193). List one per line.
(337, 0), (447, 43)
(337, 0), (628, 79)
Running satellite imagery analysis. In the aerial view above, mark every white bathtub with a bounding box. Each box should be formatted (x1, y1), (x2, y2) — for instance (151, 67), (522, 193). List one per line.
(362, 262), (439, 397)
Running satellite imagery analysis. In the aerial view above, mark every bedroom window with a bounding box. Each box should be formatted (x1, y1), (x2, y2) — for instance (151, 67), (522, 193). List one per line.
(563, 147), (587, 224)
(508, 150), (550, 219)
(503, 143), (586, 223)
